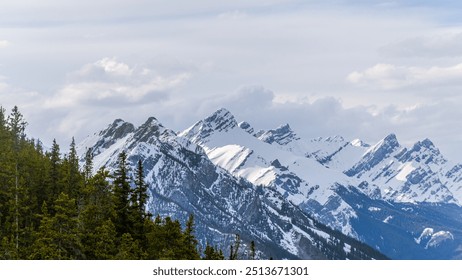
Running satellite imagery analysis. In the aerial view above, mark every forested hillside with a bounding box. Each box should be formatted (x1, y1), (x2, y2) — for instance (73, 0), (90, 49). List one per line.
(0, 106), (220, 260)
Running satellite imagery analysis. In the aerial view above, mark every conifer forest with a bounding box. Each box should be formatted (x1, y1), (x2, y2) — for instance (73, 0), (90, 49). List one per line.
(0, 106), (224, 260)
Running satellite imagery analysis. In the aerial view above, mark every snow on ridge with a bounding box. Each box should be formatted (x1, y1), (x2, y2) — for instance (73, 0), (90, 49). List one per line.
(415, 228), (454, 249)
(395, 162), (416, 182)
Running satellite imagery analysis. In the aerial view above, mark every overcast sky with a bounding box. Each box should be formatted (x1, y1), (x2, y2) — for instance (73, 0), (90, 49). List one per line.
(2, 0), (462, 160)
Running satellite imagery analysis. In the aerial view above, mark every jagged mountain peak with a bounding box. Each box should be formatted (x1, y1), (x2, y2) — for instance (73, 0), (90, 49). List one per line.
(179, 108), (239, 144)
(238, 121), (254, 134)
(78, 110), (390, 260)
(383, 133), (399, 145)
(410, 138), (440, 156)
(350, 138), (370, 148)
(395, 138), (446, 165)
(369, 133), (400, 154)
(204, 108), (238, 130)
(99, 118), (135, 140)
(143, 116), (161, 126)
(76, 118), (136, 155)
(78, 109), (462, 260)
(258, 123), (300, 145)
(131, 116), (177, 144)
(345, 133), (401, 177)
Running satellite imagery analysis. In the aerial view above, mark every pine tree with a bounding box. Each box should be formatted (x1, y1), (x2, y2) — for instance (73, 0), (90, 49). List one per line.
(131, 159), (149, 244)
(83, 147), (93, 184)
(87, 219), (118, 260)
(51, 193), (82, 259)
(181, 214), (200, 259)
(47, 139), (62, 206)
(30, 193), (82, 260)
(113, 151), (132, 237)
(30, 202), (60, 260)
(115, 233), (146, 260)
(80, 169), (116, 259)
(6, 106), (27, 252)
(229, 234), (241, 260)
(203, 243), (225, 260)
(7, 106), (27, 141)
(250, 240), (256, 260)
(67, 137), (82, 200)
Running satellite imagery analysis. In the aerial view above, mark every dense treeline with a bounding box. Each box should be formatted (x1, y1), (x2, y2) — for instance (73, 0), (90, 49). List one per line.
(0, 106), (224, 260)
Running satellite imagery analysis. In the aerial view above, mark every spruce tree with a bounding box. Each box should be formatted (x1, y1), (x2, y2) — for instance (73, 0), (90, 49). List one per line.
(51, 193), (82, 259)
(131, 159), (149, 245)
(250, 240), (256, 260)
(6, 106), (27, 253)
(229, 234), (241, 260)
(47, 139), (62, 206)
(203, 244), (225, 260)
(80, 168), (116, 259)
(182, 214), (200, 259)
(30, 202), (60, 260)
(67, 137), (82, 200)
(83, 147), (93, 184)
(113, 151), (132, 237)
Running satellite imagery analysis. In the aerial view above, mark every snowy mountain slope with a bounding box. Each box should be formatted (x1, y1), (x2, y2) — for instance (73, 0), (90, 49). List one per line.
(345, 135), (458, 204)
(180, 108), (366, 237)
(180, 108), (462, 259)
(77, 116), (385, 260)
(238, 121), (370, 171)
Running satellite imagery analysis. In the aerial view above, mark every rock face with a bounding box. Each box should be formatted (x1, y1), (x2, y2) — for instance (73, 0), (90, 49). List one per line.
(78, 114), (386, 260)
(78, 108), (462, 259)
(179, 108), (462, 260)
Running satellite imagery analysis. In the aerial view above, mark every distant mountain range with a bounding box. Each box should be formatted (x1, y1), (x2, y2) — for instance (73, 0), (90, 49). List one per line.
(77, 108), (462, 259)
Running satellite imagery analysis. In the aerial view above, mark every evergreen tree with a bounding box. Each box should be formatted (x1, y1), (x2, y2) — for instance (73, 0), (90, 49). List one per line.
(181, 214), (200, 259)
(131, 159), (149, 244)
(67, 137), (82, 200)
(83, 147), (93, 184)
(113, 151), (132, 237)
(203, 243), (225, 260)
(0, 107), (214, 260)
(51, 193), (82, 259)
(0, 106), (6, 128)
(115, 233), (146, 260)
(31, 193), (82, 260)
(47, 139), (62, 206)
(229, 234), (241, 260)
(7, 105), (27, 141)
(6, 106), (27, 253)
(250, 240), (256, 260)
(80, 169), (116, 259)
(30, 202), (60, 260)
(87, 219), (118, 260)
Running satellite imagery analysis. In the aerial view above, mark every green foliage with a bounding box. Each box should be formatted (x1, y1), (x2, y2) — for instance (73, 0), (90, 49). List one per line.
(203, 244), (225, 260)
(0, 105), (220, 260)
(249, 240), (256, 260)
(113, 151), (132, 237)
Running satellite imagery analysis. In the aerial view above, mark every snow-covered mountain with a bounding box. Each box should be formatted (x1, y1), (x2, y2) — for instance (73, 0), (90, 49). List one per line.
(180, 108), (462, 259)
(180, 108), (362, 237)
(77, 116), (385, 260)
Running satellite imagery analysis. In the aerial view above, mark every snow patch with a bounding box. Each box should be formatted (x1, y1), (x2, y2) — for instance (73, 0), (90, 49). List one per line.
(415, 228), (454, 249)
(395, 163), (415, 182)
(383, 216), (393, 223)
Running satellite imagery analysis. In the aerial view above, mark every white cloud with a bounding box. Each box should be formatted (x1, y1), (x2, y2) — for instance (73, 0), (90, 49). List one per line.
(347, 63), (462, 90)
(381, 30), (462, 58)
(0, 40), (10, 48)
(2, 0), (462, 162)
(46, 58), (190, 108)
(93, 57), (133, 76)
